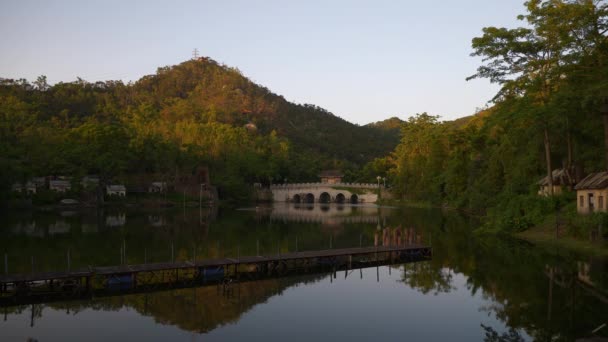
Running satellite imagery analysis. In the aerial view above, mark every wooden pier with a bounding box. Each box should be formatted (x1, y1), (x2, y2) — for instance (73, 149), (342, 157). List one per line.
(0, 244), (431, 306)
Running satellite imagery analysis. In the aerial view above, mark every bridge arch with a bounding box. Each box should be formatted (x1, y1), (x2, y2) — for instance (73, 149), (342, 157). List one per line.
(335, 193), (345, 204)
(319, 192), (331, 203)
(350, 194), (359, 204)
(304, 193), (315, 203)
(292, 194), (301, 203)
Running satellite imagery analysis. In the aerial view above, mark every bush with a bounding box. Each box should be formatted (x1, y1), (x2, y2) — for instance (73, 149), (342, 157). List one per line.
(484, 194), (556, 233)
(567, 210), (608, 240)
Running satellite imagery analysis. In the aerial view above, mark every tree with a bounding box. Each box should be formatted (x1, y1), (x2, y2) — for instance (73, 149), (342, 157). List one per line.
(467, 0), (581, 195)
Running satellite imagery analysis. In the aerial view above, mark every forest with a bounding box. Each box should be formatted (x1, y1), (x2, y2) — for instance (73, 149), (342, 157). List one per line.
(372, 0), (608, 235)
(0, 57), (399, 203)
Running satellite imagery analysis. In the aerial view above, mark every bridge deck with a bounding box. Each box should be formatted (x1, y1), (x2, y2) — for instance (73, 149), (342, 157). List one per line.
(0, 245), (429, 285)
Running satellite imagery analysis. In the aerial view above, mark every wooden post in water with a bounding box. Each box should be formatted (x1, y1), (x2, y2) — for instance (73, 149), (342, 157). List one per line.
(236, 246), (240, 277)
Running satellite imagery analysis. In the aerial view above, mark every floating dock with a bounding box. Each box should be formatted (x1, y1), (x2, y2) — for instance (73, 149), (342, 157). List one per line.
(0, 244), (431, 306)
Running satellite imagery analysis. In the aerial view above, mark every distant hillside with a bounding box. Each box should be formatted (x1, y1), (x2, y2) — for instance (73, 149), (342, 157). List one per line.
(0, 57), (405, 201)
(366, 117), (404, 142)
(366, 117), (404, 131)
(133, 58), (400, 164)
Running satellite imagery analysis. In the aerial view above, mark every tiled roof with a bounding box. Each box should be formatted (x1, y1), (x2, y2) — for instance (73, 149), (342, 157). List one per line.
(574, 172), (608, 190)
(537, 169), (575, 186)
(319, 170), (343, 177)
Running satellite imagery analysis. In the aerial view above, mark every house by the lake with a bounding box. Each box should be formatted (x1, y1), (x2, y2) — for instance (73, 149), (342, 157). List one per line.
(49, 180), (71, 192)
(320, 170), (343, 184)
(574, 171), (608, 214)
(12, 181), (37, 194)
(106, 185), (126, 197)
(537, 168), (576, 196)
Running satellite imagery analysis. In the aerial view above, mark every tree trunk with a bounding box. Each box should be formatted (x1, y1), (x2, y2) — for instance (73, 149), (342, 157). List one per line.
(566, 118), (573, 170)
(566, 118), (574, 190)
(544, 126), (554, 196)
(604, 113), (608, 171)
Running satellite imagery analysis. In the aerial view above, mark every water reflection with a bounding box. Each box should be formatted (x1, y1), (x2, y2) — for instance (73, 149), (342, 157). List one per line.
(0, 264), (527, 341)
(0, 206), (607, 341)
(265, 202), (387, 225)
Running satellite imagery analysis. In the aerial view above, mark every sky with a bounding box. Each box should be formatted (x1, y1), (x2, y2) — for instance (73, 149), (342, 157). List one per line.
(0, 0), (526, 125)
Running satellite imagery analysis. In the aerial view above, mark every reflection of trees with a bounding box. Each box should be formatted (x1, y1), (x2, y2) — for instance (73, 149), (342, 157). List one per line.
(399, 262), (455, 295)
(3, 206), (607, 340)
(455, 237), (608, 341)
(394, 207), (608, 341)
(39, 274), (325, 334)
(481, 324), (526, 342)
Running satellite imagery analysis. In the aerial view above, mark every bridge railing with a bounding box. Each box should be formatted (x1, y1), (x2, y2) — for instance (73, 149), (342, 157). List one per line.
(269, 182), (380, 190)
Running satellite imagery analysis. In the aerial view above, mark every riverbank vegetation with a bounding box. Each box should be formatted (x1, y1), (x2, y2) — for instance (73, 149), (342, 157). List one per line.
(365, 1), (608, 246)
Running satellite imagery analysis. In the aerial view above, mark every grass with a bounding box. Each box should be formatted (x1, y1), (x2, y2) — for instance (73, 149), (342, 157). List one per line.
(516, 217), (608, 257)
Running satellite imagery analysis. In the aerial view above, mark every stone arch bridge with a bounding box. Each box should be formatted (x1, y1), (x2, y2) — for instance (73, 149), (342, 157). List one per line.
(270, 183), (380, 204)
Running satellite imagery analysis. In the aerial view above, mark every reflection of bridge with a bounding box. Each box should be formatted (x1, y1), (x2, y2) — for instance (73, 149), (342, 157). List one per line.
(270, 183), (380, 204)
(267, 203), (385, 224)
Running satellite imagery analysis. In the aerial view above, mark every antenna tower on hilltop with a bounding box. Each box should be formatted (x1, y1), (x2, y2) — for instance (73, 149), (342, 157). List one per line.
(192, 48), (199, 60)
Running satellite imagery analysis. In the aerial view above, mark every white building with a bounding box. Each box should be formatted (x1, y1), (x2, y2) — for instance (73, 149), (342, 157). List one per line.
(106, 185), (127, 196)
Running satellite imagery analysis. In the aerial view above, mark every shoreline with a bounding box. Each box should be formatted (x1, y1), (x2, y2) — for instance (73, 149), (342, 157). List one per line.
(515, 228), (608, 257)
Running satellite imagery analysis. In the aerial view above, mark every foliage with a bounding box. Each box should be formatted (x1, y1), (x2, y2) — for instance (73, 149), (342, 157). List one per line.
(365, 1), (608, 238)
(0, 59), (400, 203)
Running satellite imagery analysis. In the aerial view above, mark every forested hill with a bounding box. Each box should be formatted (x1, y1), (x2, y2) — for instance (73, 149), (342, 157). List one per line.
(365, 117), (404, 143)
(0, 57), (401, 201)
(131, 58), (399, 164)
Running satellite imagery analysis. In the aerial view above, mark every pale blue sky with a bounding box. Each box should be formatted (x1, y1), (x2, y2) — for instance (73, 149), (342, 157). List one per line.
(0, 0), (525, 125)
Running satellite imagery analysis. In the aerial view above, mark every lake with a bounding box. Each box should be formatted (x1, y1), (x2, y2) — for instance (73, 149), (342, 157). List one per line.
(1, 203), (606, 341)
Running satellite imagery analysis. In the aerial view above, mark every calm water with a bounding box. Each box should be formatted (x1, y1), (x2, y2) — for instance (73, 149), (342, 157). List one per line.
(0, 203), (606, 341)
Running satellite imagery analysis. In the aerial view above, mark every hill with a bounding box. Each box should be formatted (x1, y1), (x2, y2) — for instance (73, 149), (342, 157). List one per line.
(131, 58), (400, 165)
(0, 58), (402, 201)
